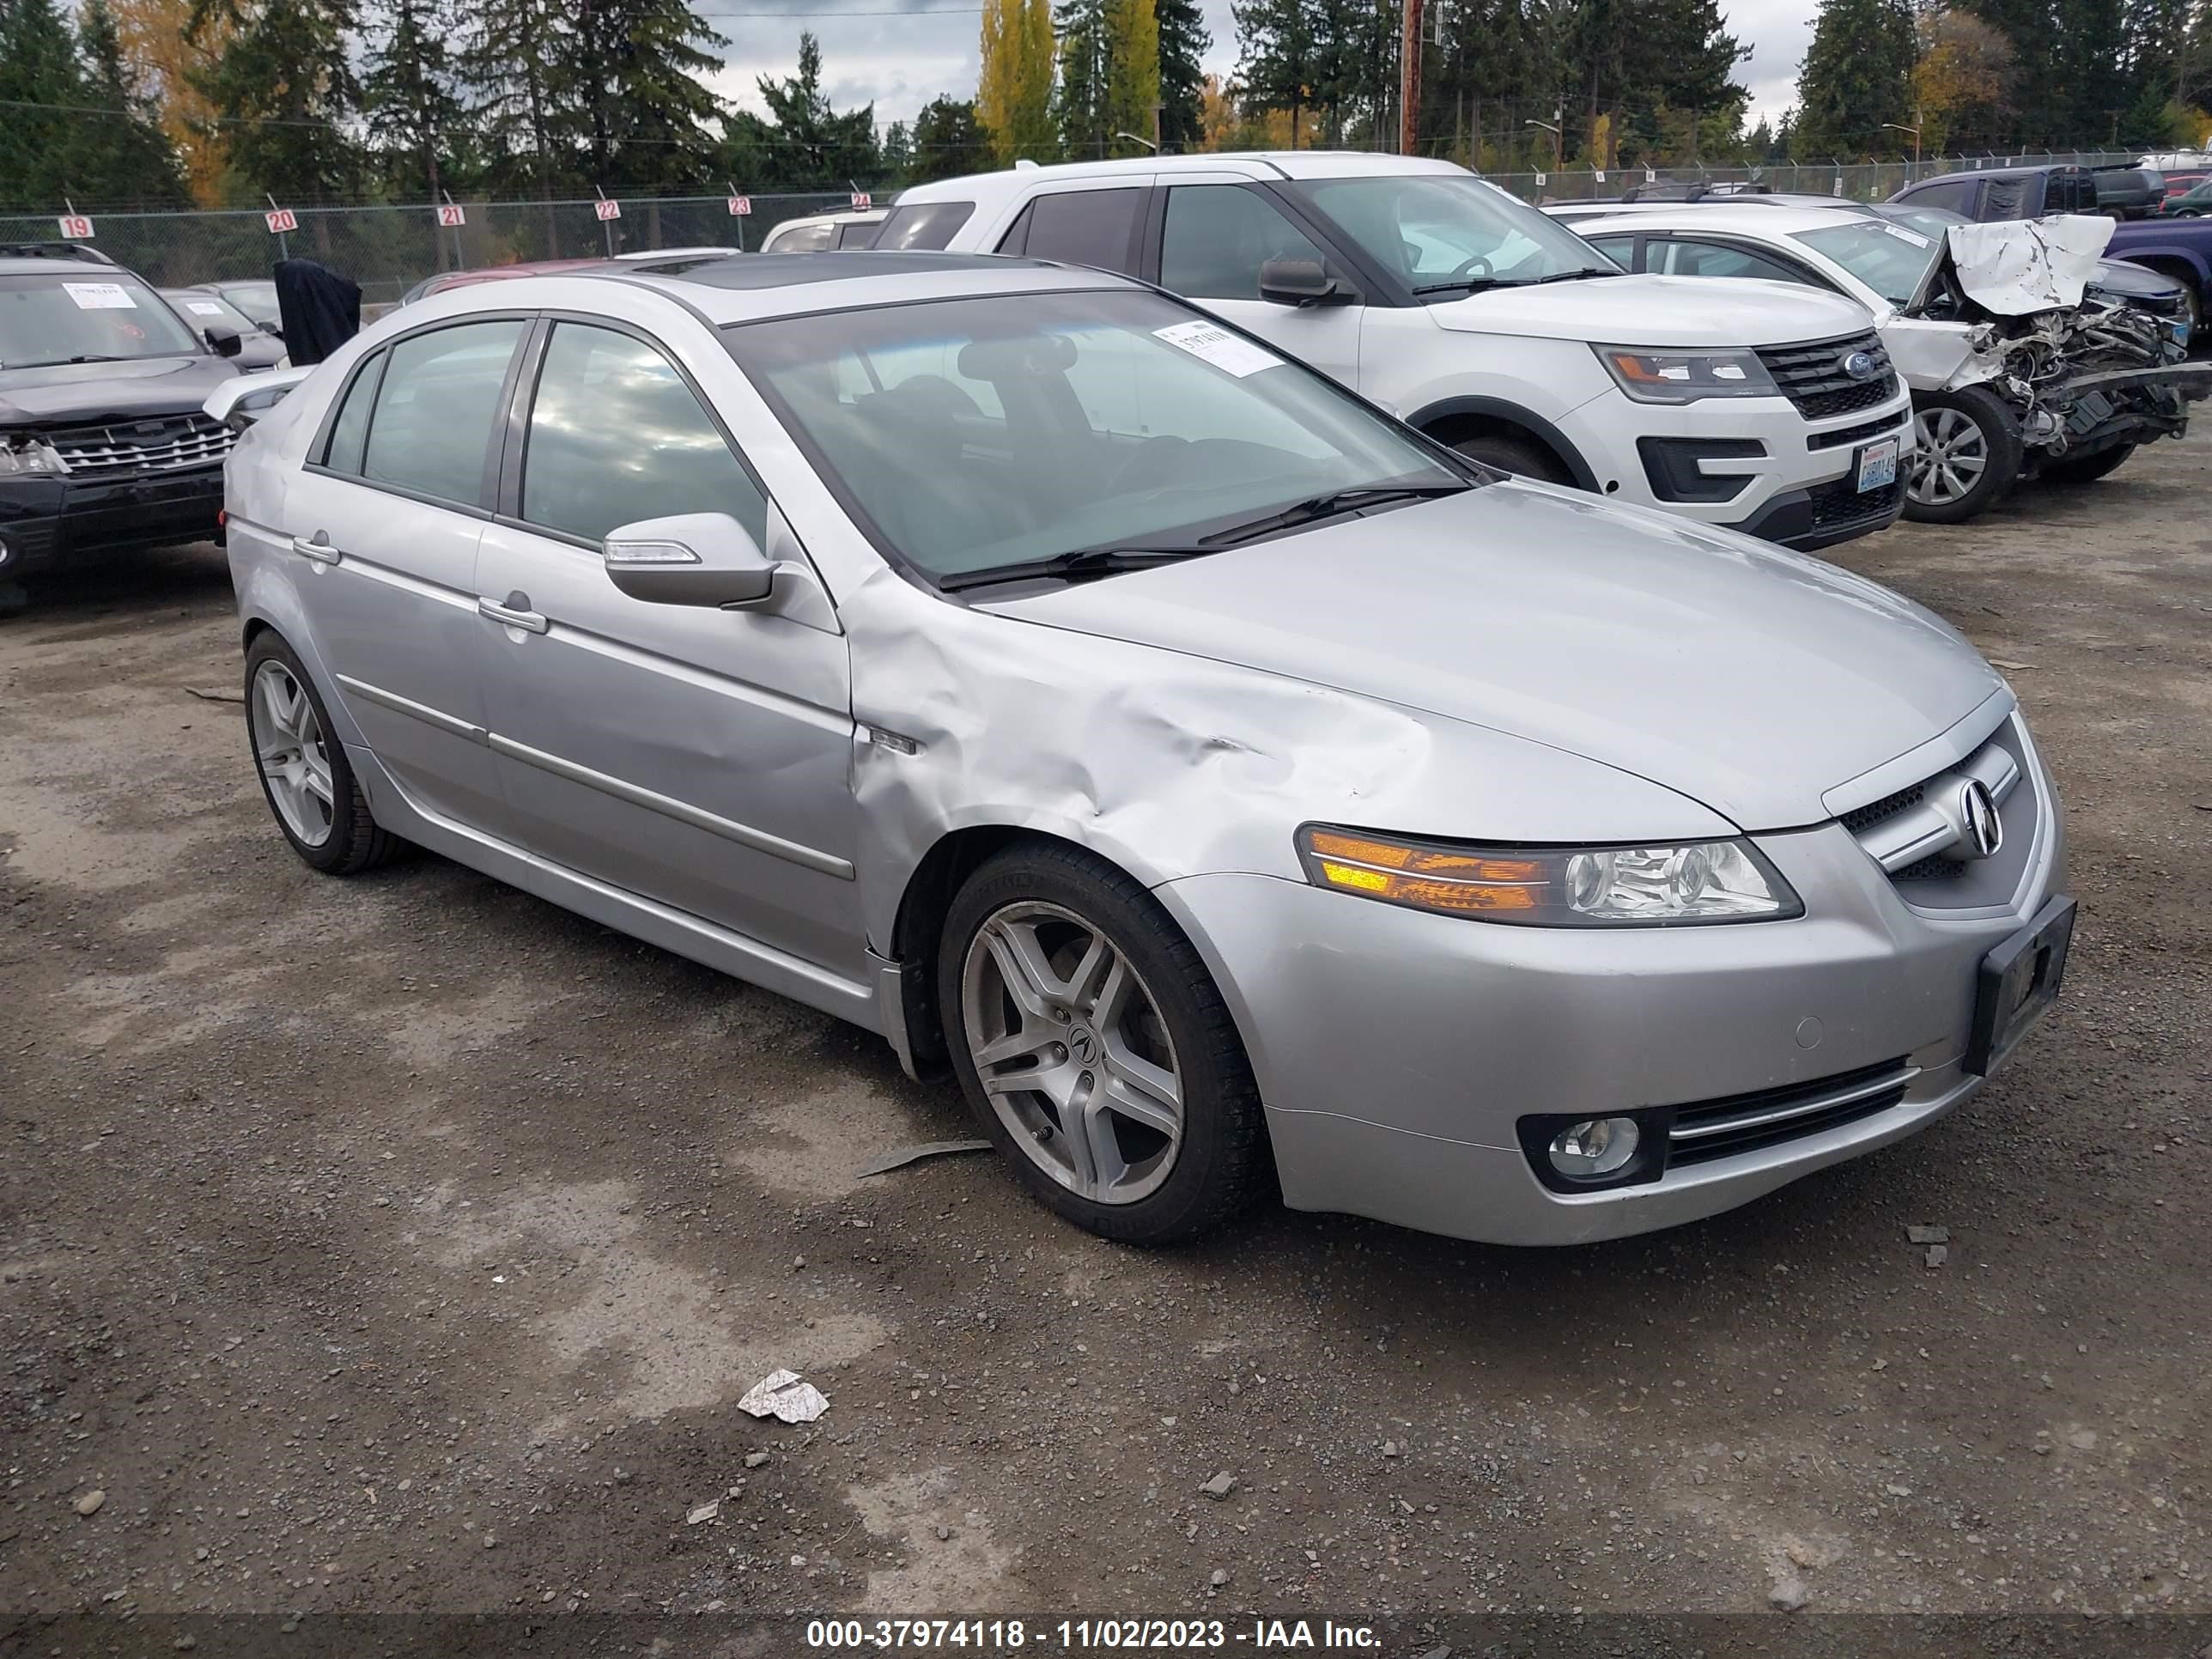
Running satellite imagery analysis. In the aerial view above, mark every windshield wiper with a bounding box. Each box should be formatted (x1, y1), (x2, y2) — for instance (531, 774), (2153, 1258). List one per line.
(1411, 267), (1620, 295)
(939, 544), (1215, 592)
(1194, 482), (1472, 546)
(6, 354), (134, 368)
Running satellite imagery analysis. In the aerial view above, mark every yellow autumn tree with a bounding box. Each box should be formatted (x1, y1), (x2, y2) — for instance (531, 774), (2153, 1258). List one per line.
(109, 0), (232, 204)
(1911, 7), (2014, 155)
(979, 0), (1056, 164)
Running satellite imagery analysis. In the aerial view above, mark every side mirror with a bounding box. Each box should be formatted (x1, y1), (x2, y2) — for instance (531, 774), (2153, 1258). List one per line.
(1259, 258), (1352, 307)
(205, 325), (243, 358)
(603, 512), (776, 608)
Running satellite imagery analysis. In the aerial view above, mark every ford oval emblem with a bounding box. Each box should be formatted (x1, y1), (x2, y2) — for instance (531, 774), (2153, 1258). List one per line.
(1842, 349), (1878, 380)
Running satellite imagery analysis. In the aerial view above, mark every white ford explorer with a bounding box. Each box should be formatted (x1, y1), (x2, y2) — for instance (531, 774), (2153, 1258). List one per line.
(884, 153), (1917, 550)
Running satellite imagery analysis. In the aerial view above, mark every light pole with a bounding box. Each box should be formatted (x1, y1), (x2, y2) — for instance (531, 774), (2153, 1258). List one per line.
(1884, 120), (1922, 171)
(1525, 118), (1561, 173)
(1114, 131), (1159, 153)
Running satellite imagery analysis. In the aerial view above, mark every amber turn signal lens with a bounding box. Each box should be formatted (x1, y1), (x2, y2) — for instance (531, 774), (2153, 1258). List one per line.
(1302, 828), (1547, 917)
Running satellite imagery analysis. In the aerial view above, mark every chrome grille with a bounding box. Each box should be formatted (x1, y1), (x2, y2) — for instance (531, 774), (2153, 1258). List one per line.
(1756, 332), (1898, 420)
(1838, 714), (2042, 910)
(1668, 1057), (1917, 1167)
(46, 414), (234, 477)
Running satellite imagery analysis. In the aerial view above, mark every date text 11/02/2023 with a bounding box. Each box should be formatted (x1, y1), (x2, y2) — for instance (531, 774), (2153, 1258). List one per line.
(804, 1620), (1382, 1650)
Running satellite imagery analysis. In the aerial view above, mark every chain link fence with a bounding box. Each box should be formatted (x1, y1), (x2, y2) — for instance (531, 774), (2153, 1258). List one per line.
(0, 152), (2161, 308)
(0, 191), (868, 310)
(1489, 150), (2145, 204)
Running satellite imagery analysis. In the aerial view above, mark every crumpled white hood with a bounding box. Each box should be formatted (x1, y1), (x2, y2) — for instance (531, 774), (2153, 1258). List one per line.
(1947, 216), (2114, 314)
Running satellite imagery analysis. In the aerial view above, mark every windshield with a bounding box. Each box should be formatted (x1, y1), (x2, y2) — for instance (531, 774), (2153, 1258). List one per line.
(0, 273), (205, 368)
(1790, 221), (1943, 306)
(1284, 173), (1620, 296)
(216, 282), (280, 320)
(167, 291), (256, 333)
(726, 289), (1463, 582)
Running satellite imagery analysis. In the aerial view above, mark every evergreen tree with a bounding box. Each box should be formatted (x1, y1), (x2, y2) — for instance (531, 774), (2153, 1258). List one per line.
(67, 0), (191, 206)
(0, 0), (85, 210)
(980, 0), (1057, 161)
(911, 94), (991, 180)
(722, 33), (880, 191)
(563, 0), (728, 192)
(1232, 0), (1319, 145)
(1156, 0), (1209, 149)
(1056, 0), (1111, 155)
(880, 119), (914, 179)
(362, 0), (467, 200)
(1103, 0), (1160, 152)
(1791, 0), (1916, 156)
(188, 0), (364, 205)
(460, 0), (571, 198)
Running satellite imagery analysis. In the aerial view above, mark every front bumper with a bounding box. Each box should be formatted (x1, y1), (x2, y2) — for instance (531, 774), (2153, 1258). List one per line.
(1159, 810), (2063, 1248)
(1556, 385), (1915, 550)
(0, 465), (227, 579)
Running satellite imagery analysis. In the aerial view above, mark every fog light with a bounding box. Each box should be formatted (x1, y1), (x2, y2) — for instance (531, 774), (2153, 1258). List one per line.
(1548, 1117), (1641, 1180)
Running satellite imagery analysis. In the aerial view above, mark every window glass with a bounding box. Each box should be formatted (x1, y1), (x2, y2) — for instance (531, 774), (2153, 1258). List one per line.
(360, 319), (524, 503)
(1650, 239), (1808, 283)
(775, 222), (836, 252)
(1018, 189), (1145, 274)
(1899, 178), (1979, 215)
(320, 349), (385, 474)
(874, 201), (976, 250)
(1791, 221), (1942, 305)
(836, 220), (882, 248)
(1288, 173), (1618, 296)
(727, 289), (1460, 581)
(1984, 179), (2028, 217)
(1160, 185), (1329, 300)
(0, 272), (204, 368)
(522, 322), (767, 545)
(1581, 234), (1638, 270)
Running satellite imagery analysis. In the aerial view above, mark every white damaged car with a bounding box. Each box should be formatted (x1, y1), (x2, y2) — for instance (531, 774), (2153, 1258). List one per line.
(1565, 204), (2211, 522)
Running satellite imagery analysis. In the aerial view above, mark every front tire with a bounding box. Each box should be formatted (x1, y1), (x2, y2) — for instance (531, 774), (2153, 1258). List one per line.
(244, 633), (401, 875)
(1904, 386), (2024, 525)
(2038, 442), (2136, 486)
(937, 842), (1266, 1243)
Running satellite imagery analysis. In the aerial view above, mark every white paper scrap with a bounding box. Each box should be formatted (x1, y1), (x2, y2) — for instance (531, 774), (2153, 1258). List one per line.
(1152, 320), (1281, 379)
(1881, 223), (1933, 248)
(738, 1368), (829, 1423)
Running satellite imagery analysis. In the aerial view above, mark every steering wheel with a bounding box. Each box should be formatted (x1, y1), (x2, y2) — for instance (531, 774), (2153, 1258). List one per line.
(1444, 253), (1495, 283)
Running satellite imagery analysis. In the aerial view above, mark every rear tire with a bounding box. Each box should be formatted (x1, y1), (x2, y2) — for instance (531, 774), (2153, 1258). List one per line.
(1449, 433), (1571, 485)
(937, 842), (1266, 1244)
(1904, 386), (2023, 525)
(244, 632), (402, 875)
(2038, 443), (2136, 486)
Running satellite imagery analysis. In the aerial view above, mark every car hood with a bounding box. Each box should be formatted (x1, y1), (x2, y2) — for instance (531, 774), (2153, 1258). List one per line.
(986, 483), (2004, 831)
(0, 354), (240, 428)
(1425, 274), (1874, 347)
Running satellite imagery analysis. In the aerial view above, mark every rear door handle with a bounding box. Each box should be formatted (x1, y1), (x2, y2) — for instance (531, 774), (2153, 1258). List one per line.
(477, 595), (549, 635)
(290, 532), (341, 564)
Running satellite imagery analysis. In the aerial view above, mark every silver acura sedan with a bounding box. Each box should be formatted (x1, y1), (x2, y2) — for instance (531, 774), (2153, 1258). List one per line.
(211, 252), (2073, 1247)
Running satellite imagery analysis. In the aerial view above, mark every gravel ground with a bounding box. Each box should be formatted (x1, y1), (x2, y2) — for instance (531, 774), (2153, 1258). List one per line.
(2, 436), (2208, 1643)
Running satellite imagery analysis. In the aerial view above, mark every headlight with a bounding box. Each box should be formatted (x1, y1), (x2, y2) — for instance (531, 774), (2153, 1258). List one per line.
(1593, 345), (1780, 404)
(0, 438), (66, 477)
(1296, 826), (1802, 926)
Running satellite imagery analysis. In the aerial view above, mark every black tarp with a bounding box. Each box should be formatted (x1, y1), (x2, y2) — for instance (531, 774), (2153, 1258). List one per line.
(272, 258), (361, 366)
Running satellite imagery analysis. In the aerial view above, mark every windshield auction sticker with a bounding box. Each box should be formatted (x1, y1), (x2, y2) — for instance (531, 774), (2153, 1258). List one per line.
(1153, 320), (1281, 378)
(63, 283), (138, 309)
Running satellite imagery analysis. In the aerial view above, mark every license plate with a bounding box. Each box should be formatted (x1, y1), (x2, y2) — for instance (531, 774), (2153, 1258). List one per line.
(1966, 896), (2076, 1077)
(1855, 436), (1900, 494)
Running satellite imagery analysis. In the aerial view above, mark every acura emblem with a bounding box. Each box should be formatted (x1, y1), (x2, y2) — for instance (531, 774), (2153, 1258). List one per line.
(1069, 1025), (1099, 1066)
(1842, 349), (1878, 380)
(1958, 781), (2002, 860)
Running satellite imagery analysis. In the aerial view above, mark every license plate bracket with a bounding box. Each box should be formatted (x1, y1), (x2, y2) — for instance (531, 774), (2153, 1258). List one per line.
(1855, 436), (1900, 494)
(1966, 895), (2076, 1077)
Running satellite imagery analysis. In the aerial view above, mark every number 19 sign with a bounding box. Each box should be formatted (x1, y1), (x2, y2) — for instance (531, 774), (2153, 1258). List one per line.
(58, 214), (95, 240)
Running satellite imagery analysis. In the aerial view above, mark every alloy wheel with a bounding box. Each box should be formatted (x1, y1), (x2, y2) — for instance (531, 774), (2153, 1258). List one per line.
(960, 900), (1184, 1206)
(252, 659), (336, 847)
(1908, 406), (1990, 507)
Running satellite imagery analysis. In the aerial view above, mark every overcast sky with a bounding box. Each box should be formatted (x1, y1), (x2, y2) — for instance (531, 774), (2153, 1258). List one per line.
(702, 0), (1811, 137)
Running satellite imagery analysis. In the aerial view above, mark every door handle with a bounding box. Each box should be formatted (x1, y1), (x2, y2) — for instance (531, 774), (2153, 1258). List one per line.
(290, 531), (341, 564)
(477, 595), (549, 635)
